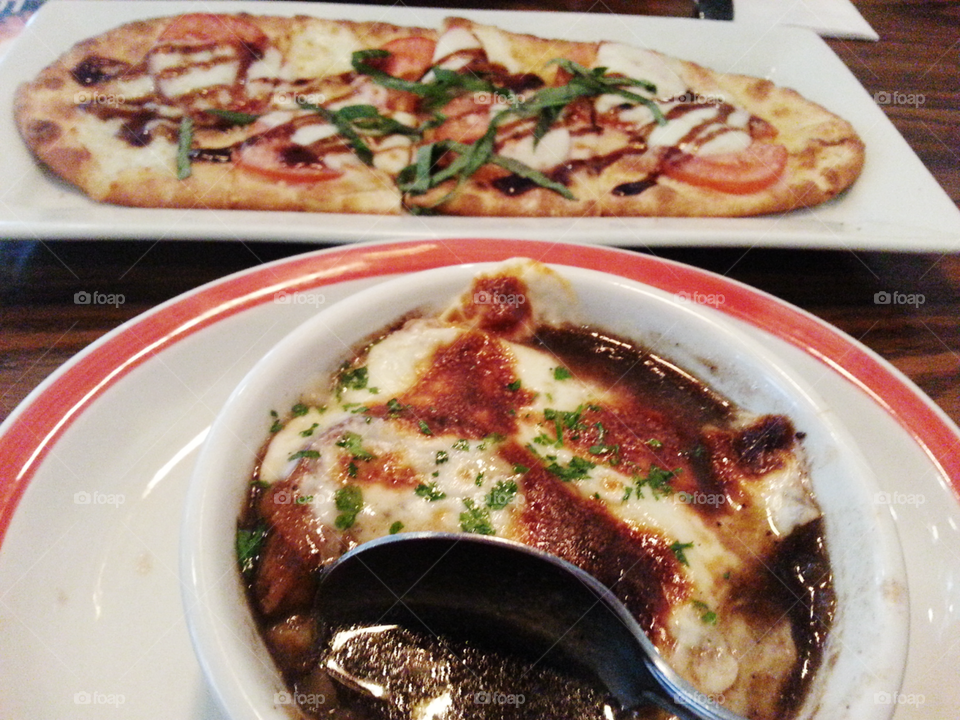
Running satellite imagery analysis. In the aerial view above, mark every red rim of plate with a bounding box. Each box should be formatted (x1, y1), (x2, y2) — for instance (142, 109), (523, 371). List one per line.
(1, 238), (958, 548)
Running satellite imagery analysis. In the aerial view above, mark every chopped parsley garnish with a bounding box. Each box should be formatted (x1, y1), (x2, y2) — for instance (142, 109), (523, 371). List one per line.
(435, 450), (450, 465)
(545, 455), (596, 482)
(552, 366), (573, 381)
(507, 380), (522, 391)
(336, 364), (369, 395)
(415, 482), (447, 502)
(176, 116), (193, 180)
(336, 431), (376, 461)
(692, 600), (718, 625)
(460, 499), (495, 535)
(236, 523), (267, 576)
(291, 402), (310, 417)
(646, 438), (664, 449)
(269, 410), (283, 434)
(288, 449), (320, 462)
(389, 521), (404, 535)
(334, 486), (363, 530)
(475, 472), (485, 486)
(512, 463), (530, 475)
(635, 465), (680, 499)
(670, 540), (695, 566)
(452, 439), (471, 451)
(299, 423), (320, 438)
(543, 405), (588, 445)
(418, 419), (433, 436)
(485, 479), (518, 510)
(588, 421), (620, 463)
(386, 398), (407, 416)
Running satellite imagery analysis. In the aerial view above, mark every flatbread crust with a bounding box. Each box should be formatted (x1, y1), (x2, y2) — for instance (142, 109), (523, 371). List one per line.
(15, 12), (864, 217)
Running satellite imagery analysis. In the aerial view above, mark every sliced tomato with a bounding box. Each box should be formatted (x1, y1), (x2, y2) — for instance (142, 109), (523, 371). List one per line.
(159, 13), (268, 52)
(662, 142), (788, 195)
(235, 134), (344, 184)
(380, 36), (437, 81)
(427, 94), (494, 144)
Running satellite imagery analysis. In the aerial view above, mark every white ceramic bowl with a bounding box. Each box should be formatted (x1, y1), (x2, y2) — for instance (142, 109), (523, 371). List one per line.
(181, 261), (909, 720)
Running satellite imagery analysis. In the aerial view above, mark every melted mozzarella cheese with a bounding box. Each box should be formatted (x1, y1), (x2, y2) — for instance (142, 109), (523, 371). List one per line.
(157, 61), (240, 98)
(696, 129), (752, 155)
(497, 128), (571, 171)
(291, 122), (339, 146)
(648, 107), (719, 147)
(594, 43), (687, 99)
(432, 28), (482, 62)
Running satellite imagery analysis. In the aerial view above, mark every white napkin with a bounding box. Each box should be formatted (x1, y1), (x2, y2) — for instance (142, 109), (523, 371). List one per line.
(734, 0), (879, 41)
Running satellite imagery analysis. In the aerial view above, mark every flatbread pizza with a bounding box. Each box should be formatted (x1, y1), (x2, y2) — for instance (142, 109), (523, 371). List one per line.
(15, 12), (864, 217)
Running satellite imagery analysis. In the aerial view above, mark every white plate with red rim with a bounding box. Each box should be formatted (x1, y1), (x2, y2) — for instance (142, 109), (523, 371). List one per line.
(0, 239), (957, 719)
(1, 1), (959, 250)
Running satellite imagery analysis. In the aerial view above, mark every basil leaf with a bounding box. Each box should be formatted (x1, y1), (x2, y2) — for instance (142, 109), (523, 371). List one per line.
(176, 116), (193, 180)
(204, 108), (260, 126)
(297, 99), (374, 166)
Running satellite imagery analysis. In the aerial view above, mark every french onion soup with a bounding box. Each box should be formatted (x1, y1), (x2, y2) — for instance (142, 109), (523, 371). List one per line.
(236, 259), (834, 719)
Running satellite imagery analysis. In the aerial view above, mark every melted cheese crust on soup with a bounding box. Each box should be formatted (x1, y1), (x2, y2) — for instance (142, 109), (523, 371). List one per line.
(243, 259), (833, 720)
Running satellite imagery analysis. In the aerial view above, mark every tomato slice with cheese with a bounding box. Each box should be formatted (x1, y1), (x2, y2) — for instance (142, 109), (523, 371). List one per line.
(235, 133), (344, 184)
(662, 142), (788, 195)
(159, 13), (268, 53)
(381, 37), (437, 81)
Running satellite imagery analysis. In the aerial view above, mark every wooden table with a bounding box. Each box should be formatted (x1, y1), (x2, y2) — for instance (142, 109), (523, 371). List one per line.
(1, 0), (959, 434)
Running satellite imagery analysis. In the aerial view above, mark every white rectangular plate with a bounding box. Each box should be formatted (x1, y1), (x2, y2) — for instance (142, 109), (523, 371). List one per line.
(2, 0), (959, 249)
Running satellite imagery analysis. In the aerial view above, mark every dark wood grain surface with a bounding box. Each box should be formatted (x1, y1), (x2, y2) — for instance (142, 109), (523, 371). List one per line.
(1, 0), (959, 433)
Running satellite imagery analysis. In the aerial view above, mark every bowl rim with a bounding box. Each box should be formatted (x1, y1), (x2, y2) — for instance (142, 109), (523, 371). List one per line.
(180, 259), (909, 720)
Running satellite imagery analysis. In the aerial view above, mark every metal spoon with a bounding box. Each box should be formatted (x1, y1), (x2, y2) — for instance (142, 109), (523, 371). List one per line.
(315, 532), (745, 720)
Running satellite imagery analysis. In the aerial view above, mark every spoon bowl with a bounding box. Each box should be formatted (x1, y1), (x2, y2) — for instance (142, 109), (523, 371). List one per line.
(316, 532), (746, 720)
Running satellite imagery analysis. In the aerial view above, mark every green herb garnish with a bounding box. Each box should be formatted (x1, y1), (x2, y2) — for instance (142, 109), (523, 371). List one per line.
(670, 540), (695, 566)
(236, 523), (267, 575)
(389, 520), (404, 535)
(460, 499), (495, 535)
(485, 480), (518, 510)
(415, 482), (447, 502)
(336, 431), (376, 461)
(204, 108), (259, 125)
(545, 455), (596, 482)
(288, 449), (320, 462)
(336, 365), (369, 398)
(334, 486), (363, 529)
(552, 367), (573, 381)
(176, 116), (193, 180)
